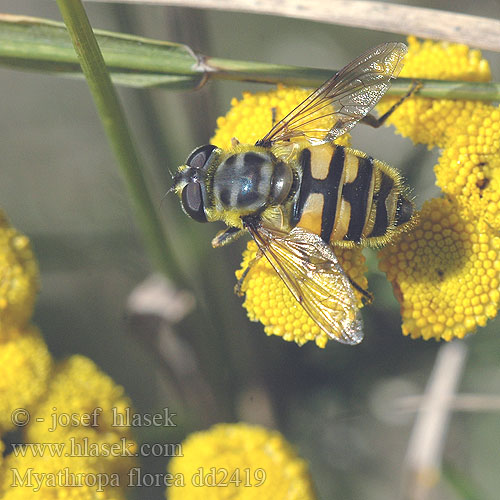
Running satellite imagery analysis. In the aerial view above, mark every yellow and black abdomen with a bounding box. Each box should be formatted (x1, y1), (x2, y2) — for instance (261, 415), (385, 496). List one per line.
(290, 143), (414, 247)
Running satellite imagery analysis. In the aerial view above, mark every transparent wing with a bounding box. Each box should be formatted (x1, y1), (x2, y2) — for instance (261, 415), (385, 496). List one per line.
(256, 42), (407, 146)
(247, 224), (363, 345)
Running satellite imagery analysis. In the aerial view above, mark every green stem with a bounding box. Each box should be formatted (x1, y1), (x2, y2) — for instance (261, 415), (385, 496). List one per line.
(390, 79), (500, 100)
(206, 56), (500, 100)
(55, 0), (182, 284)
(53, 1), (235, 421)
(1, 14), (500, 100)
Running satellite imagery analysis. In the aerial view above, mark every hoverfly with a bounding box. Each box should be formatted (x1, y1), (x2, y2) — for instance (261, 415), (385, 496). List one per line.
(171, 42), (417, 345)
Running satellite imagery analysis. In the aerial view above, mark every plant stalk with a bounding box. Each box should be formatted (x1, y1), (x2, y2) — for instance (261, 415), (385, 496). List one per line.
(1, 14), (499, 100)
(55, 0), (183, 284)
(54, 1), (237, 420)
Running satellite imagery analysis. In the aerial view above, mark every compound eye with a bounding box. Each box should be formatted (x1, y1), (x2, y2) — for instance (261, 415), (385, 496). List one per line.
(186, 144), (217, 170)
(181, 182), (207, 222)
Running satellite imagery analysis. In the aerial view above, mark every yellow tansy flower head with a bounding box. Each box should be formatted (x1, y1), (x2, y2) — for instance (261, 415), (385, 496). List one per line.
(373, 37), (500, 341)
(208, 41), (498, 344)
(167, 423), (316, 500)
(236, 241), (368, 348)
(211, 85), (351, 149)
(376, 36), (491, 148)
(379, 197), (500, 341)
(0, 211), (39, 331)
(0, 325), (52, 434)
(26, 355), (137, 478)
(435, 106), (500, 230)
(0, 448), (128, 500)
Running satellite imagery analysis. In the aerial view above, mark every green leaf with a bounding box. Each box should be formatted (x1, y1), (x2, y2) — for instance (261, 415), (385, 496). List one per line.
(1, 13), (499, 99)
(0, 13), (203, 89)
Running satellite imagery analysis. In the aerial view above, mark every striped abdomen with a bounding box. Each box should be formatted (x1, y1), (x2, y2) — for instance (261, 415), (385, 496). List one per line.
(291, 143), (414, 246)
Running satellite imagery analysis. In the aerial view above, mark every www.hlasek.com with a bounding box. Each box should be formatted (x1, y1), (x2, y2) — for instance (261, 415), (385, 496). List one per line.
(10, 438), (182, 459)
(10, 467), (267, 492)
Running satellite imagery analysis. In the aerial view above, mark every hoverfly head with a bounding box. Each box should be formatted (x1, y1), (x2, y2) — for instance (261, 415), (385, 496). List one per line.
(169, 144), (219, 223)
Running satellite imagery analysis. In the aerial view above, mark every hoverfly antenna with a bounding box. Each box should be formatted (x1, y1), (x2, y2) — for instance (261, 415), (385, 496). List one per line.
(159, 186), (174, 210)
(159, 174), (180, 210)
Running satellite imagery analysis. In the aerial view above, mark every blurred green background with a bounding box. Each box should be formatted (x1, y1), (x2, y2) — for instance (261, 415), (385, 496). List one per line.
(1, 1), (500, 499)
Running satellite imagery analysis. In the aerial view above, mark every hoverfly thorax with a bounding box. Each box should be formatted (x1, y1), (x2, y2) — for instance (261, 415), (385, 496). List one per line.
(212, 149), (294, 216)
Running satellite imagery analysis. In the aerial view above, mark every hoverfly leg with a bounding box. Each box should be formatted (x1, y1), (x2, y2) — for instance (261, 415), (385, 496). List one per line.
(234, 251), (264, 297)
(361, 79), (422, 128)
(348, 277), (374, 305)
(211, 226), (244, 248)
(234, 215), (266, 295)
(271, 107), (277, 127)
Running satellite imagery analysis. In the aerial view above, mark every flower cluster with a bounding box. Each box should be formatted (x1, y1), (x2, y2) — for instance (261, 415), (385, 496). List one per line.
(212, 86), (351, 150)
(167, 423), (316, 500)
(0, 325), (52, 434)
(376, 36), (491, 148)
(434, 106), (500, 231)
(0, 212), (39, 331)
(0, 210), (135, 498)
(0, 213), (48, 433)
(379, 198), (499, 340)
(212, 38), (499, 345)
(377, 37), (499, 340)
(0, 450), (128, 500)
(235, 242), (367, 348)
(26, 355), (137, 480)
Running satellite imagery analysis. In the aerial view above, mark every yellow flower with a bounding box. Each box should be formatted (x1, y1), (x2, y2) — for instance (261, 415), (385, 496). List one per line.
(375, 37), (500, 339)
(380, 37), (500, 231)
(376, 36), (491, 148)
(236, 241), (367, 348)
(211, 40), (499, 344)
(0, 448), (127, 499)
(167, 423), (316, 500)
(0, 325), (52, 434)
(378, 197), (500, 341)
(435, 106), (500, 230)
(211, 85), (351, 149)
(26, 355), (137, 478)
(0, 211), (39, 330)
